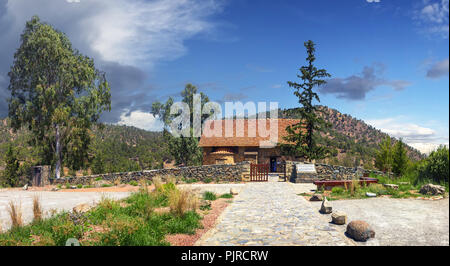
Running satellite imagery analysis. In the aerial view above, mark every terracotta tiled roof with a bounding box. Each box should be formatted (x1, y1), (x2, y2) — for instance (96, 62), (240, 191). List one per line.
(199, 119), (301, 147)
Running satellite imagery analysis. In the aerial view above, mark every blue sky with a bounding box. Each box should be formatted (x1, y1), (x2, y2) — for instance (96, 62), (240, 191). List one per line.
(0, 0), (448, 154)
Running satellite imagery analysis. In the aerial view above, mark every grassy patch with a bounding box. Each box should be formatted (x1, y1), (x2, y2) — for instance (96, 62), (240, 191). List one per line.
(203, 191), (217, 201)
(314, 175), (445, 201)
(0, 180), (202, 246)
(219, 193), (233, 199)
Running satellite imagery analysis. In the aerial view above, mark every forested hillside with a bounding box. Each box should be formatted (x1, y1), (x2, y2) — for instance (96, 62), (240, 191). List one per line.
(0, 118), (172, 176)
(278, 106), (424, 168)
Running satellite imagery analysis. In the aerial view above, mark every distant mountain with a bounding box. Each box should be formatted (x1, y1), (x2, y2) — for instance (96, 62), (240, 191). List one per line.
(277, 106), (424, 168)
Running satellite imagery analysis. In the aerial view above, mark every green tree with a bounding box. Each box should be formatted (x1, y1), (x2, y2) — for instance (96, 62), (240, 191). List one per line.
(7, 16), (111, 179)
(282, 40), (331, 161)
(151, 83), (209, 166)
(2, 145), (20, 187)
(392, 139), (409, 177)
(375, 136), (393, 174)
(418, 145), (449, 184)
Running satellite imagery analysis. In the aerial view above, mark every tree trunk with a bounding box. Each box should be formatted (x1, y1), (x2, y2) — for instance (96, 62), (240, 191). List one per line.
(55, 125), (62, 179)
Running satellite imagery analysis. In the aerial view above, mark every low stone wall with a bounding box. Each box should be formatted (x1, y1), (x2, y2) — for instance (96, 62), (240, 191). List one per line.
(286, 161), (389, 183)
(54, 161), (251, 185)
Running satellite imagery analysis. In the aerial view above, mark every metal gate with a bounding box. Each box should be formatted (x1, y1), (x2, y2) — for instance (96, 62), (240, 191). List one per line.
(250, 163), (269, 182)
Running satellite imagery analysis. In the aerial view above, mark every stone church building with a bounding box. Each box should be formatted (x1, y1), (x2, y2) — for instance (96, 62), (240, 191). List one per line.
(199, 119), (302, 172)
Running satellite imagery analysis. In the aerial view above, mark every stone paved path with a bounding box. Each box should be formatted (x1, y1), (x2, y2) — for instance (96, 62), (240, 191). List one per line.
(196, 182), (354, 246)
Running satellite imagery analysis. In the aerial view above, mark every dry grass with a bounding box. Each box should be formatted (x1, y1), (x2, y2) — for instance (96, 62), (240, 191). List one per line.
(7, 201), (23, 228)
(32, 195), (43, 223)
(138, 178), (149, 194)
(153, 177), (163, 192)
(166, 175), (177, 185)
(168, 189), (197, 216)
(113, 177), (122, 186)
(350, 179), (361, 196)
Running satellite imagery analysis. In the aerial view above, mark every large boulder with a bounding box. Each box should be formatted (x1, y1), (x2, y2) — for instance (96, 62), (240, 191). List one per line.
(419, 184), (446, 196)
(319, 198), (332, 214)
(346, 220), (375, 241)
(230, 188), (238, 195)
(331, 211), (347, 225)
(310, 194), (323, 202)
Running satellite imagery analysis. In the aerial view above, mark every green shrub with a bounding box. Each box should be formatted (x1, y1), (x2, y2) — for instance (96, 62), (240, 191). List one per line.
(219, 193), (233, 199)
(203, 178), (212, 184)
(203, 191), (217, 201)
(129, 181), (138, 186)
(77, 184), (83, 189)
(418, 146), (449, 185)
(331, 186), (345, 194)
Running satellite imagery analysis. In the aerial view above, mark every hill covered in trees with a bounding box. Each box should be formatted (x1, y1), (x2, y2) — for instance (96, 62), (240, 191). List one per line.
(0, 118), (172, 177)
(278, 105), (425, 168)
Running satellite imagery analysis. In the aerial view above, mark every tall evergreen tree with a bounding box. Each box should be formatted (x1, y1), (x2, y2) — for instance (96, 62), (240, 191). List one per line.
(375, 136), (393, 173)
(2, 145), (20, 187)
(282, 40), (331, 161)
(7, 16), (111, 179)
(392, 139), (409, 177)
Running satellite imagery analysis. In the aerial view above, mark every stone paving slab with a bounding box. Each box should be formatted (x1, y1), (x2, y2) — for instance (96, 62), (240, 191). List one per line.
(196, 182), (354, 246)
(0, 191), (131, 231)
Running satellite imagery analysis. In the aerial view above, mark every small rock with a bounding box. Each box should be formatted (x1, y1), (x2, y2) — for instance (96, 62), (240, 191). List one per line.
(384, 184), (399, 190)
(346, 220), (375, 241)
(230, 188), (238, 195)
(366, 192), (377, 197)
(73, 203), (91, 214)
(331, 211), (347, 225)
(419, 184), (446, 196)
(399, 182), (410, 185)
(320, 198), (332, 214)
(70, 185), (77, 189)
(51, 187), (60, 191)
(310, 194), (323, 201)
(22, 184), (28, 190)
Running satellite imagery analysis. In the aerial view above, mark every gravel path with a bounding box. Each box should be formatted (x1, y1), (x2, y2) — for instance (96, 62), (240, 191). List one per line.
(309, 197), (449, 246)
(0, 191), (131, 231)
(196, 182), (354, 246)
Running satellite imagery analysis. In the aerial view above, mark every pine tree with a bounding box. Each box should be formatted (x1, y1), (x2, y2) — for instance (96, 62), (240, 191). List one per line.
(375, 136), (393, 174)
(282, 40), (331, 161)
(392, 139), (409, 177)
(3, 145), (20, 187)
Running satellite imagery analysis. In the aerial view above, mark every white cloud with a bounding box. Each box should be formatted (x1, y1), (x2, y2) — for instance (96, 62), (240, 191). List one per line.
(79, 0), (223, 66)
(415, 0), (449, 38)
(366, 117), (448, 154)
(408, 143), (449, 155)
(118, 110), (164, 131)
(3, 0), (223, 67)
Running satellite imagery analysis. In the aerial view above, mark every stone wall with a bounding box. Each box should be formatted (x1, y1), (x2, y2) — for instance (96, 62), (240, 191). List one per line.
(286, 161), (390, 183)
(53, 161), (251, 185)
